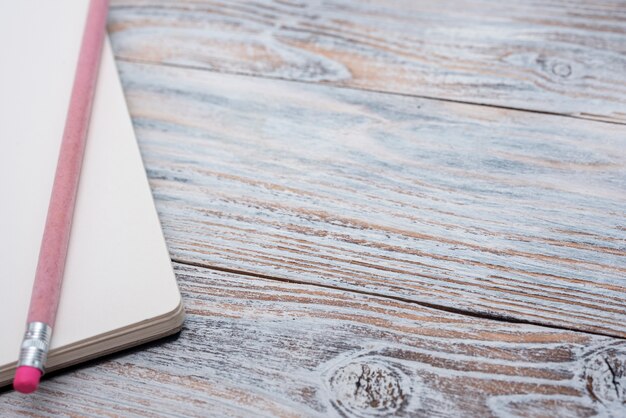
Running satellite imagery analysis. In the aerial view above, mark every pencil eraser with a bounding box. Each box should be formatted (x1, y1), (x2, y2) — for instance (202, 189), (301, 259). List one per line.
(13, 366), (42, 394)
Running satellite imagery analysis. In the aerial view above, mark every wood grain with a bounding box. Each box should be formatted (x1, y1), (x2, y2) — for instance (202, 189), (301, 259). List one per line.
(107, 0), (626, 123)
(114, 61), (626, 338)
(1, 263), (625, 417)
(2, 3), (624, 416)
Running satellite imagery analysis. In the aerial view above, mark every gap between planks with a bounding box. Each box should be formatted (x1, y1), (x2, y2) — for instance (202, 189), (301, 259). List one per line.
(114, 55), (626, 128)
(171, 257), (626, 341)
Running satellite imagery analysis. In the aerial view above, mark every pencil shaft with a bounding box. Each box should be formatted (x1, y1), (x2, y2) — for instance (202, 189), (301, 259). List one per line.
(27, 0), (109, 325)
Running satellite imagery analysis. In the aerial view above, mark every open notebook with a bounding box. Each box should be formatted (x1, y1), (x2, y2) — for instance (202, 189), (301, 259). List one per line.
(0, 2), (184, 386)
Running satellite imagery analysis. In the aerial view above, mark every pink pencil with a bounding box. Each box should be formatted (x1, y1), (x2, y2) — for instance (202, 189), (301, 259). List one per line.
(13, 0), (109, 394)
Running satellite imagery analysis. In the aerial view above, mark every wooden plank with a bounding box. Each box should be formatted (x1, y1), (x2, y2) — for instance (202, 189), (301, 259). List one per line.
(1, 263), (625, 417)
(115, 61), (626, 337)
(108, 0), (626, 123)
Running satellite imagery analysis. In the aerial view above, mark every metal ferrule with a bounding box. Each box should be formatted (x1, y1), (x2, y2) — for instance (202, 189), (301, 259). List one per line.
(17, 322), (52, 373)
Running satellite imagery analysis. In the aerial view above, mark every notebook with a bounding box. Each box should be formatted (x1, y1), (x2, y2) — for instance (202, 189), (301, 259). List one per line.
(0, 2), (184, 386)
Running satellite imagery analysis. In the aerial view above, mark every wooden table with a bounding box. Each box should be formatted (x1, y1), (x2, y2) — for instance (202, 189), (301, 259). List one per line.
(3, 1), (626, 416)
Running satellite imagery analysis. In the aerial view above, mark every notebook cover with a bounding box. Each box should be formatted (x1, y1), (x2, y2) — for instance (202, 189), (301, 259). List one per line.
(0, 1), (183, 385)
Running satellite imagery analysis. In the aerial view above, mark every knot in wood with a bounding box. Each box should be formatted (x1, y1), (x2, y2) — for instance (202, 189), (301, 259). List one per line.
(551, 61), (572, 78)
(327, 360), (409, 417)
(584, 346), (626, 407)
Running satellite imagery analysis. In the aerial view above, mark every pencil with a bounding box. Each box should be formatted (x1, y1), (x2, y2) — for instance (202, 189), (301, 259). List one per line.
(13, 0), (109, 394)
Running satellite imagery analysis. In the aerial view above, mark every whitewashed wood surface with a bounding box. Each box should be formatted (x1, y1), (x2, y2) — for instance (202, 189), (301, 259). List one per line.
(2, 1), (626, 416)
(114, 61), (626, 338)
(108, 0), (626, 123)
(1, 264), (625, 417)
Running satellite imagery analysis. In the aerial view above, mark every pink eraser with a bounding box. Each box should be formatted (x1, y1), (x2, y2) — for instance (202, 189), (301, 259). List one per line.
(13, 366), (42, 394)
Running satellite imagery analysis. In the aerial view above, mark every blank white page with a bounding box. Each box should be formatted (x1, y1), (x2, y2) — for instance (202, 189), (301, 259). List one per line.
(0, 1), (181, 370)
